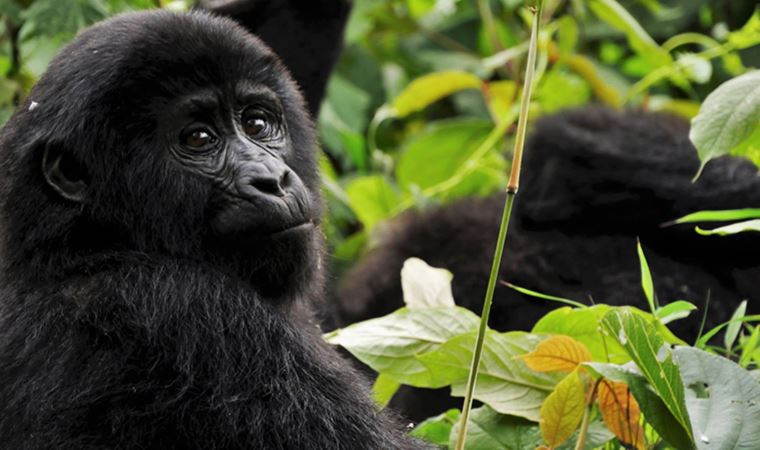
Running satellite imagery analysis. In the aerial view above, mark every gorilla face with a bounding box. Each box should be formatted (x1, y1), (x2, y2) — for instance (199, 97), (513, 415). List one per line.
(1, 11), (323, 291)
(161, 83), (315, 238)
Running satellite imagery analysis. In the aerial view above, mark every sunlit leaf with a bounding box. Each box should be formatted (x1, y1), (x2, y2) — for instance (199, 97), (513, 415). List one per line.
(675, 346), (760, 450)
(401, 257), (455, 309)
(602, 309), (694, 441)
(448, 406), (542, 450)
(724, 300), (748, 350)
(420, 331), (561, 420)
(411, 408), (460, 447)
(696, 219), (760, 236)
(345, 175), (400, 230)
(636, 241), (655, 313)
(326, 306), (479, 387)
(598, 380), (646, 449)
(539, 370), (585, 448)
(372, 373), (401, 408)
(655, 300), (697, 325)
(390, 71), (482, 117)
(522, 335), (592, 373)
(689, 70), (760, 175)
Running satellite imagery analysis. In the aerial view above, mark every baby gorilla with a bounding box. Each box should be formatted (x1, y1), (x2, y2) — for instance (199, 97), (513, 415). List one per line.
(0, 11), (425, 450)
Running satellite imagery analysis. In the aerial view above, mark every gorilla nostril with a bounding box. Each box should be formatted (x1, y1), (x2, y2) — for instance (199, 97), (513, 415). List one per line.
(280, 170), (292, 189)
(250, 175), (283, 196)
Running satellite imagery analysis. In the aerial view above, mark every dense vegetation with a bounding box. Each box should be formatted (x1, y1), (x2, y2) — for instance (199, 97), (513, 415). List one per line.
(1, 1), (760, 448)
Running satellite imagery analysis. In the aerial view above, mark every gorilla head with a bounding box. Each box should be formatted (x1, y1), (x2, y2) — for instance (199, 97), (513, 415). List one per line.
(1, 11), (322, 297)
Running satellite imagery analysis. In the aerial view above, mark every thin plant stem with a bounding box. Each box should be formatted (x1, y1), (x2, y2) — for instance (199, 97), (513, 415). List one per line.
(453, 2), (543, 448)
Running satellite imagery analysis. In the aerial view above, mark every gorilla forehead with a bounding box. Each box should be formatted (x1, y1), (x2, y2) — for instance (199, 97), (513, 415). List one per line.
(27, 11), (298, 129)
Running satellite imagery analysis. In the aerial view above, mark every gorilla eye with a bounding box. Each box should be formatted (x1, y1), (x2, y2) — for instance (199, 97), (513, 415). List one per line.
(242, 108), (279, 140)
(181, 128), (217, 150)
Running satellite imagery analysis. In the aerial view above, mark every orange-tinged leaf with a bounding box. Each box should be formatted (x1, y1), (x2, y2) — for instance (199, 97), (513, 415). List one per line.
(540, 370), (586, 448)
(523, 335), (592, 372)
(598, 380), (646, 450)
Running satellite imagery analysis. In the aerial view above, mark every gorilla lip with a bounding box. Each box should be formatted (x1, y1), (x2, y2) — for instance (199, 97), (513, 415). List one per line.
(269, 221), (314, 237)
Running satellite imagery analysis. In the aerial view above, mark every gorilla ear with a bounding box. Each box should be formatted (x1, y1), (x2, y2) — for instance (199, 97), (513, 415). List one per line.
(42, 145), (89, 202)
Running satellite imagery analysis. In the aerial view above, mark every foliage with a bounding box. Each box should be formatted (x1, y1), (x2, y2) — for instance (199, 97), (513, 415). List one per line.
(328, 253), (760, 449)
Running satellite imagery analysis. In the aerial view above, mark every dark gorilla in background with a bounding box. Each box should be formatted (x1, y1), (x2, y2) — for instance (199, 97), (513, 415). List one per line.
(333, 108), (760, 419)
(0, 11), (427, 449)
(198, 0), (351, 116)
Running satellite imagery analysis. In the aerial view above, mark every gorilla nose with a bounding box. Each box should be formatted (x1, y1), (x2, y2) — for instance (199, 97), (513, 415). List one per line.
(248, 167), (292, 197)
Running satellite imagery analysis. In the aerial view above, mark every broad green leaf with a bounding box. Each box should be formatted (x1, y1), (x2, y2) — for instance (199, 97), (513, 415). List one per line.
(730, 125), (760, 167)
(532, 306), (629, 363)
(396, 119), (505, 199)
(448, 405), (542, 450)
(728, 10), (760, 49)
(725, 300), (748, 350)
(21, 0), (108, 38)
(689, 71), (760, 173)
(585, 362), (695, 450)
(655, 300), (697, 325)
(674, 346), (760, 450)
(535, 68), (591, 113)
(372, 373), (401, 408)
(557, 16), (579, 56)
(602, 309), (693, 441)
(420, 331), (561, 420)
(696, 219), (760, 236)
(390, 71), (482, 117)
(411, 408), (460, 447)
(345, 175), (400, 231)
(400, 257), (455, 309)
(557, 421), (615, 450)
(673, 208), (760, 224)
(539, 370), (585, 448)
(587, 0), (671, 69)
(326, 307), (479, 387)
(739, 326), (760, 368)
(522, 335), (591, 373)
(637, 241), (656, 313)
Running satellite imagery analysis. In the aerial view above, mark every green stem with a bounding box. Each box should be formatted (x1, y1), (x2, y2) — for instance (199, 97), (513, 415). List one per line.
(574, 402), (593, 450)
(454, 3), (543, 448)
(453, 192), (515, 450)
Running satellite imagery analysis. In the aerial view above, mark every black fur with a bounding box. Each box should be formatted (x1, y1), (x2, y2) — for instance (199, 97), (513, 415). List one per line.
(0, 11), (425, 449)
(333, 108), (760, 420)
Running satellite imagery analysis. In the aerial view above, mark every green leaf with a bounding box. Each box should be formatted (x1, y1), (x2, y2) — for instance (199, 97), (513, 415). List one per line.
(448, 405), (542, 450)
(390, 71), (482, 117)
(504, 283), (587, 309)
(739, 326), (760, 368)
(673, 208), (760, 224)
(674, 346), (760, 450)
(344, 175), (400, 231)
(535, 68), (591, 114)
(655, 301), (697, 325)
(724, 300), (748, 350)
(396, 119), (506, 200)
(326, 307), (479, 387)
(372, 373), (401, 408)
(637, 241), (656, 313)
(585, 362), (695, 450)
(587, 0), (671, 68)
(689, 71), (760, 174)
(420, 332), (561, 420)
(411, 408), (461, 447)
(21, 0), (108, 38)
(696, 219), (760, 236)
(601, 309), (694, 441)
(401, 258), (456, 309)
(532, 305), (629, 363)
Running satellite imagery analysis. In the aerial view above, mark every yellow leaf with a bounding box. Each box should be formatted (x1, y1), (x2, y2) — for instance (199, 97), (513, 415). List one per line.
(484, 80), (516, 120)
(540, 370), (586, 448)
(391, 71), (482, 117)
(598, 380), (646, 450)
(522, 335), (592, 372)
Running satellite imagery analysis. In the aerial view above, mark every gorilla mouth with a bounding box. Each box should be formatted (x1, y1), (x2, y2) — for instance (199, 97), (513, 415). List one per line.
(268, 220), (314, 237)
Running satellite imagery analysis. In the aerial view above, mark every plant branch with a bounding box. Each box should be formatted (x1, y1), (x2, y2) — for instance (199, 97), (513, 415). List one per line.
(453, 3), (543, 449)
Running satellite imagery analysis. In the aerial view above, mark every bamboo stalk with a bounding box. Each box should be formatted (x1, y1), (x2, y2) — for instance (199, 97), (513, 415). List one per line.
(453, 3), (543, 449)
